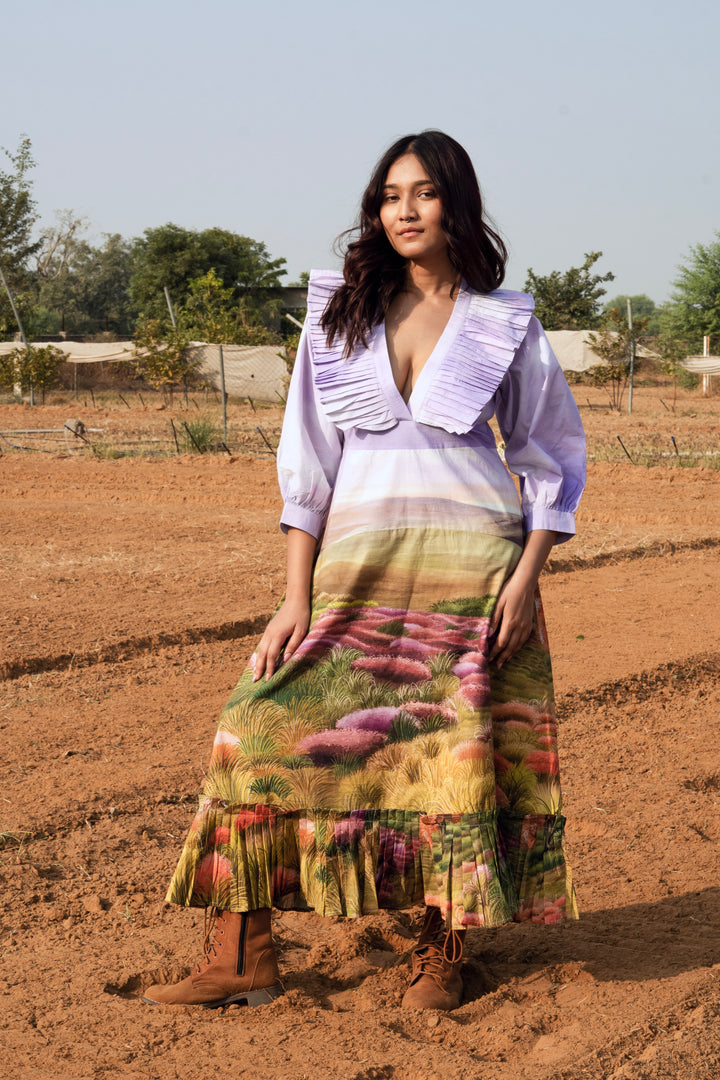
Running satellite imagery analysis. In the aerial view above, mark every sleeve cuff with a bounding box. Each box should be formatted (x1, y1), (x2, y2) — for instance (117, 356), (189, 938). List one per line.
(280, 501), (325, 539)
(523, 507), (577, 545)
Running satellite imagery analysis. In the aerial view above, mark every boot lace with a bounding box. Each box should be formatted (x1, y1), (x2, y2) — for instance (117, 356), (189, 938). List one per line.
(196, 906), (222, 972)
(410, 928), (464, 987)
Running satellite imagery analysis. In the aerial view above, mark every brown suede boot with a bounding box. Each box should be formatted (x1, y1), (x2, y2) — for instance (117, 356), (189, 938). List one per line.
(142, 907), (283, 1008)
(401, 908), (465, 1011)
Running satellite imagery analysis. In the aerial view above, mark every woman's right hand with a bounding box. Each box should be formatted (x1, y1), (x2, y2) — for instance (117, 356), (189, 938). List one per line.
(252, 597), (311, 682)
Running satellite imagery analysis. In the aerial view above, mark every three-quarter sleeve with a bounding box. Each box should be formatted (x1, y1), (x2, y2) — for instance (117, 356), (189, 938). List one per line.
(494, 316), (586, 544)
(277, 320), (344, 539)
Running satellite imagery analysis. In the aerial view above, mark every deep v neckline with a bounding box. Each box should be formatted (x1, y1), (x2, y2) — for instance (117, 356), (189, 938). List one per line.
(377, 286), (471, 420)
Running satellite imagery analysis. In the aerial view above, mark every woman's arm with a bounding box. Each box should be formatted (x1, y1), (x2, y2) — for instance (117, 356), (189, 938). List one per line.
(252, 527), (317, 682)
(488, 528), (555, 669)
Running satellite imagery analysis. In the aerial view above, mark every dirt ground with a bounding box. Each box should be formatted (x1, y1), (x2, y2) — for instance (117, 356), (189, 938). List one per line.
(2, 383), (720, 1080)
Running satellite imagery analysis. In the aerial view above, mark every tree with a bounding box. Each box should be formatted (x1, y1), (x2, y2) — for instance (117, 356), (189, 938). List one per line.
(129, 224), (286, 322)
(182, 268), (281, 345)
(132, 316), (197, 402)
(35, 226), (137, 338)
(0, 136), (42, 338)
(0, 343), (65, 403)
(662, 232), (720, 351)
(604, 293), (661, 334)
(523, 252), (615, 330)
(586, 307), (649, 411)
(653, 332), (697, 409)
(0, 137), (40, 282)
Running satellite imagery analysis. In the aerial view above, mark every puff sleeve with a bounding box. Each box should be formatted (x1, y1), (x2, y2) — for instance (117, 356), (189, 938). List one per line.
(277, 320), (344, 539)
(494, 316), (586, 544)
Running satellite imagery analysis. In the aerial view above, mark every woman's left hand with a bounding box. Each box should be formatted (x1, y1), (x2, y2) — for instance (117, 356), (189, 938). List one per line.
(488, 529), (556, 669)
(488, 575), (536, 669)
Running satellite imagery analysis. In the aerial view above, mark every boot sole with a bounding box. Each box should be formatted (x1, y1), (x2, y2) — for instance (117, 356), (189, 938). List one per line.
(141, 983), (284, 1008)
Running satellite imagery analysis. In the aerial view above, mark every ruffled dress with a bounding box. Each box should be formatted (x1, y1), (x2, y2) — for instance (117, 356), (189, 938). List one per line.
(166, 271), (586, 929)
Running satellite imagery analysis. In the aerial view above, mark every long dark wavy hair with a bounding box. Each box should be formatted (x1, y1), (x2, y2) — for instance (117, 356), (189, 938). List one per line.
(321, 130), (508, 357)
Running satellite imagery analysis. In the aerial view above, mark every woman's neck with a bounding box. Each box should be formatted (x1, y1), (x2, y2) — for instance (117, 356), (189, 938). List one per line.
(404, 257), (459, 298)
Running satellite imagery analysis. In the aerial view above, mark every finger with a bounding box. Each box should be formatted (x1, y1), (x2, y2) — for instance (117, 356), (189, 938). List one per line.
(490, 594), (506, 631)
(252, 638), (269, 681)
(283, 623), (307, 661)
(494, 623), (531, 669)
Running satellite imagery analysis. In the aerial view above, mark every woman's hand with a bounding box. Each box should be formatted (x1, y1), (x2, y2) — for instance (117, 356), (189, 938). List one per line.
(252, 526), (317, 682)
(252, 597), (311, 682)
(488, 575), (536, 670)
(488, 529), (556, 669)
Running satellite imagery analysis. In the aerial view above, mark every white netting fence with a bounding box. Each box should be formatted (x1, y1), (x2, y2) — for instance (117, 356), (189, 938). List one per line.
(0, 341), (288, 402)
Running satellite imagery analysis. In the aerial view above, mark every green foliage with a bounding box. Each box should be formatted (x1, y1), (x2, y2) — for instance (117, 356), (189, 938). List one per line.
(663, 232), (720, 350)
(604, 293), (661, 334)
(0, 343), (65, 402)
(430, 596), (495, 616)
(36, 228), (137, 337)
(181, 268), (281, 345)
(129, 223), (286, 324)
(180, 415), (217, 453)
(0, 137), (40, 280)
(0, 136), (41, 338)
(586, 308), (649, 411)
(132, 316), (197, 399)
(653, 331), (699, 406)
(524, 251), (615, 330)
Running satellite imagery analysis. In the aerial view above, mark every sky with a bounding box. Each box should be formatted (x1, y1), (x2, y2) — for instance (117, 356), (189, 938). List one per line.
(3, 0), (719, 304)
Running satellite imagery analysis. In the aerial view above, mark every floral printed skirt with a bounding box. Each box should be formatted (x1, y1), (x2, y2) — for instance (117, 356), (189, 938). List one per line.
(166, 527), (577, 929)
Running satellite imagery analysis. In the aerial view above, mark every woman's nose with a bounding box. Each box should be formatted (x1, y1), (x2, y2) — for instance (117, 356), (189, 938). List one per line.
(399, 196), (417, 220)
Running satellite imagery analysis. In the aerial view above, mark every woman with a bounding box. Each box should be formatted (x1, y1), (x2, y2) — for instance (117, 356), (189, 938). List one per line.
(144, 130), (585, 1013)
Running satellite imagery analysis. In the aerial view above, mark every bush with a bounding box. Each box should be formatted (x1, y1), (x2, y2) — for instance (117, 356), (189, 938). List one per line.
(0, 343), (65, 402)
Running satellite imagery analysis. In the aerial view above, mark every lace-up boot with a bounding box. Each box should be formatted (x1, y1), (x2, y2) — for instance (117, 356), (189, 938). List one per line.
(401, 907), (465, 1011)
(142, 907), (283, 1008)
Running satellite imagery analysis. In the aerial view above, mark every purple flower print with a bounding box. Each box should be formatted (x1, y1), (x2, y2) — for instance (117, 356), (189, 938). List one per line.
(297, 729), (387, 765)
(336, 707), (400, 733)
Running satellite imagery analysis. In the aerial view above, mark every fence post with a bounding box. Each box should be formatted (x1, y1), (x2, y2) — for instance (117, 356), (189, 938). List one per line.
(627, 298), (635, 414)
(218, 344), (227, 444)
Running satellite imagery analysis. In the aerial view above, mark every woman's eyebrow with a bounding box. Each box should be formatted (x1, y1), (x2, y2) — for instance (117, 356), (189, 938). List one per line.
(382, 179), (433, 190)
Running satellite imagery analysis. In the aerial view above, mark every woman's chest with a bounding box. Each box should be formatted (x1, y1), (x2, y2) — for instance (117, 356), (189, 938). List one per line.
(384, 294), (458, 401)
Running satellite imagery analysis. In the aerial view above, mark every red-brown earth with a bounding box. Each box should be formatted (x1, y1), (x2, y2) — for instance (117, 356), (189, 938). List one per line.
(1, 382), (720, 1079)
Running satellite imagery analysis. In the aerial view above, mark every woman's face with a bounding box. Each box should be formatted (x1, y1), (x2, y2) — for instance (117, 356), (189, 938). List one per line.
(379, 153), (447, 264)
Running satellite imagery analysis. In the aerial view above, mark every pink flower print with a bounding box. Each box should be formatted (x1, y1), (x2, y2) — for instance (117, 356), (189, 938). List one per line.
(493, 752), (513, 775)
(210, 826), (231, 846)
(350, 656), (431, 685)
(452, 660), (476, 678)
(297, 729), (387, 764)
(336, 707), (400, 733)
(233, 807), (274, 832)
(389, 637), (439, 655)
(193, 853), (232, 897)
(401, 701), (457, 726)
(523, 750), (560, 776)
(333, 816), (367, 847)
(537, 733), (557, 748)
(456, 672), (491, 711)
(214, 730), (240, 748)
(459, 650), (485, 666)
(491, 701), (543, 724)
(454, 739), (488, 761)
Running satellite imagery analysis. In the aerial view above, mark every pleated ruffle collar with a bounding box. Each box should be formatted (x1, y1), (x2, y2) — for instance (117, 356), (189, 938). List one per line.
(306, 269), (534, 435)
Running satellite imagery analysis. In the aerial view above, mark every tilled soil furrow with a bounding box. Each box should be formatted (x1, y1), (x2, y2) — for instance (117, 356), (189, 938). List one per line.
(0, 614), (270, 682)
(545, 533), (720, 574)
